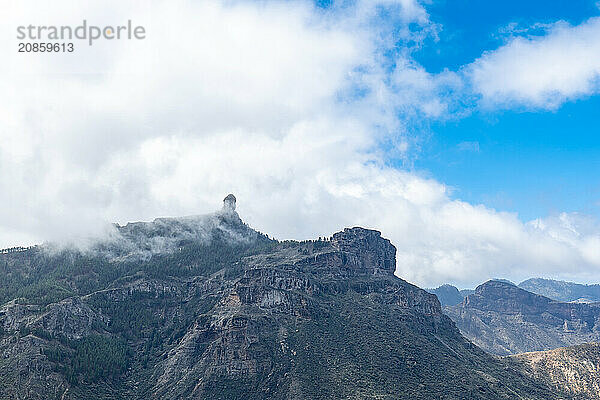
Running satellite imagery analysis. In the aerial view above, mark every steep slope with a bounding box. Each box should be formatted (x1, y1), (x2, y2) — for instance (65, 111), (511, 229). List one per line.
(445, 280), (600, 355)
(514, 343), (600, 400)
(0, 204), (560, 399)
(519, 278), (600, 303)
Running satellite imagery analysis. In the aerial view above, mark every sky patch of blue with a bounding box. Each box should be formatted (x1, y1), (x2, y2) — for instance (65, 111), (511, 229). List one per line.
(413, 95), (600, 220)
(414, 0), (600, 73)
(314, 0), (600, 220)
(408, 0), (600, 220)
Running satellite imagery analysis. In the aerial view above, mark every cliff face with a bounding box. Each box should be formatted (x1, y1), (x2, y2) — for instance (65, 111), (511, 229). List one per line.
(0, 216), (559, 399)
(330, 227), (396, 275)
(445, 280), (600, 356)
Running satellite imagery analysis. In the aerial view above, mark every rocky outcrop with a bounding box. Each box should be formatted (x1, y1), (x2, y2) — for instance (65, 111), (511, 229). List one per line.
(0, 301), (41, 332)
(36, 297), (108, 340)
(0, 335), (69, 400)
(445, 280), (600, 355)
(331, 227), (396, 275)
(0, 297), (107, 340)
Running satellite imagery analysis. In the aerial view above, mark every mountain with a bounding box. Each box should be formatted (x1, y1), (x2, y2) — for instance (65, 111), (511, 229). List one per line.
(0, 198), (560, 399)
(514, 343), (600, 400)
(426, 283), (494, 307)
(426, 284), (463, 306)
(445, 280), (600, 356)
(519, 278), (600, 303)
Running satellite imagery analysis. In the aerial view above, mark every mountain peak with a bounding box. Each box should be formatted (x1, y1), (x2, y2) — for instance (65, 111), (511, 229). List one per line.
(464, 279), (551, 312)
(223, 193), (237, 212)
(426, 284), (463, 306)
(331, 227), (396, 275)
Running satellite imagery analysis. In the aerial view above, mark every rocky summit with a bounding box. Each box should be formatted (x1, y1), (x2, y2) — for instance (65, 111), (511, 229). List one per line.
(0, 202), (562, 399)
(445, 280), (600, 356)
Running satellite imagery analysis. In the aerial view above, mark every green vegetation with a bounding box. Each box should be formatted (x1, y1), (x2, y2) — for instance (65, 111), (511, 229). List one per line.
(0, 231), (276, 307)
(44, 335), (130, 385)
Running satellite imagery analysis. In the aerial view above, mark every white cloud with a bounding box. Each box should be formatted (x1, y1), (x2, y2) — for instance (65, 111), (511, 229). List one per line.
(469, 17), (600, 109)
(117, 131), (600, 287)
(389, 59), (462, 117)
(0, 0), (421, 240)
(1, 0), (600, 288)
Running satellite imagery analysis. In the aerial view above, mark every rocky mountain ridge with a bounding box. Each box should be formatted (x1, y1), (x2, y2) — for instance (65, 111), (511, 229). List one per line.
(519, 278), (600, 303)
(430, 277), (600, 307)
(445, 280), (600, 356)
(0, 201), (561, 399)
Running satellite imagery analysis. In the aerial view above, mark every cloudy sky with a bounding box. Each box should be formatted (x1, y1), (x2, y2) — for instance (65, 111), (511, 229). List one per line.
(2, 0), (599, 288)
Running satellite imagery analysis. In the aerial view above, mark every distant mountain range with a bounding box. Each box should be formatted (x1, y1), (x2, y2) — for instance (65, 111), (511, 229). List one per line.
(428, 277), (600, 306)
(519, 278), (600, 303)
(444, 280), (600, 356)
(427, 278), (600, 399)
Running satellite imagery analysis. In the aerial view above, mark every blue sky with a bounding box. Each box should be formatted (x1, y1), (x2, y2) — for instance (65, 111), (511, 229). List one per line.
(417, 97), (600, 220)
(415, 0), (599, 72)
(309, 0), (600, 222)
(409, 0), (600, 220)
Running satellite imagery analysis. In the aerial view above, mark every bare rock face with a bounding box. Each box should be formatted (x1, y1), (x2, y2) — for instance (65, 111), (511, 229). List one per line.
(331, 227), (396, 275)
(223, 194), (237, 212)
(37, 297), (109, 340)
(0, 297), (107, 340)
(0, 335), (69, 400)
(0, 301), (41, 331)
(445, 280), (600, 355)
